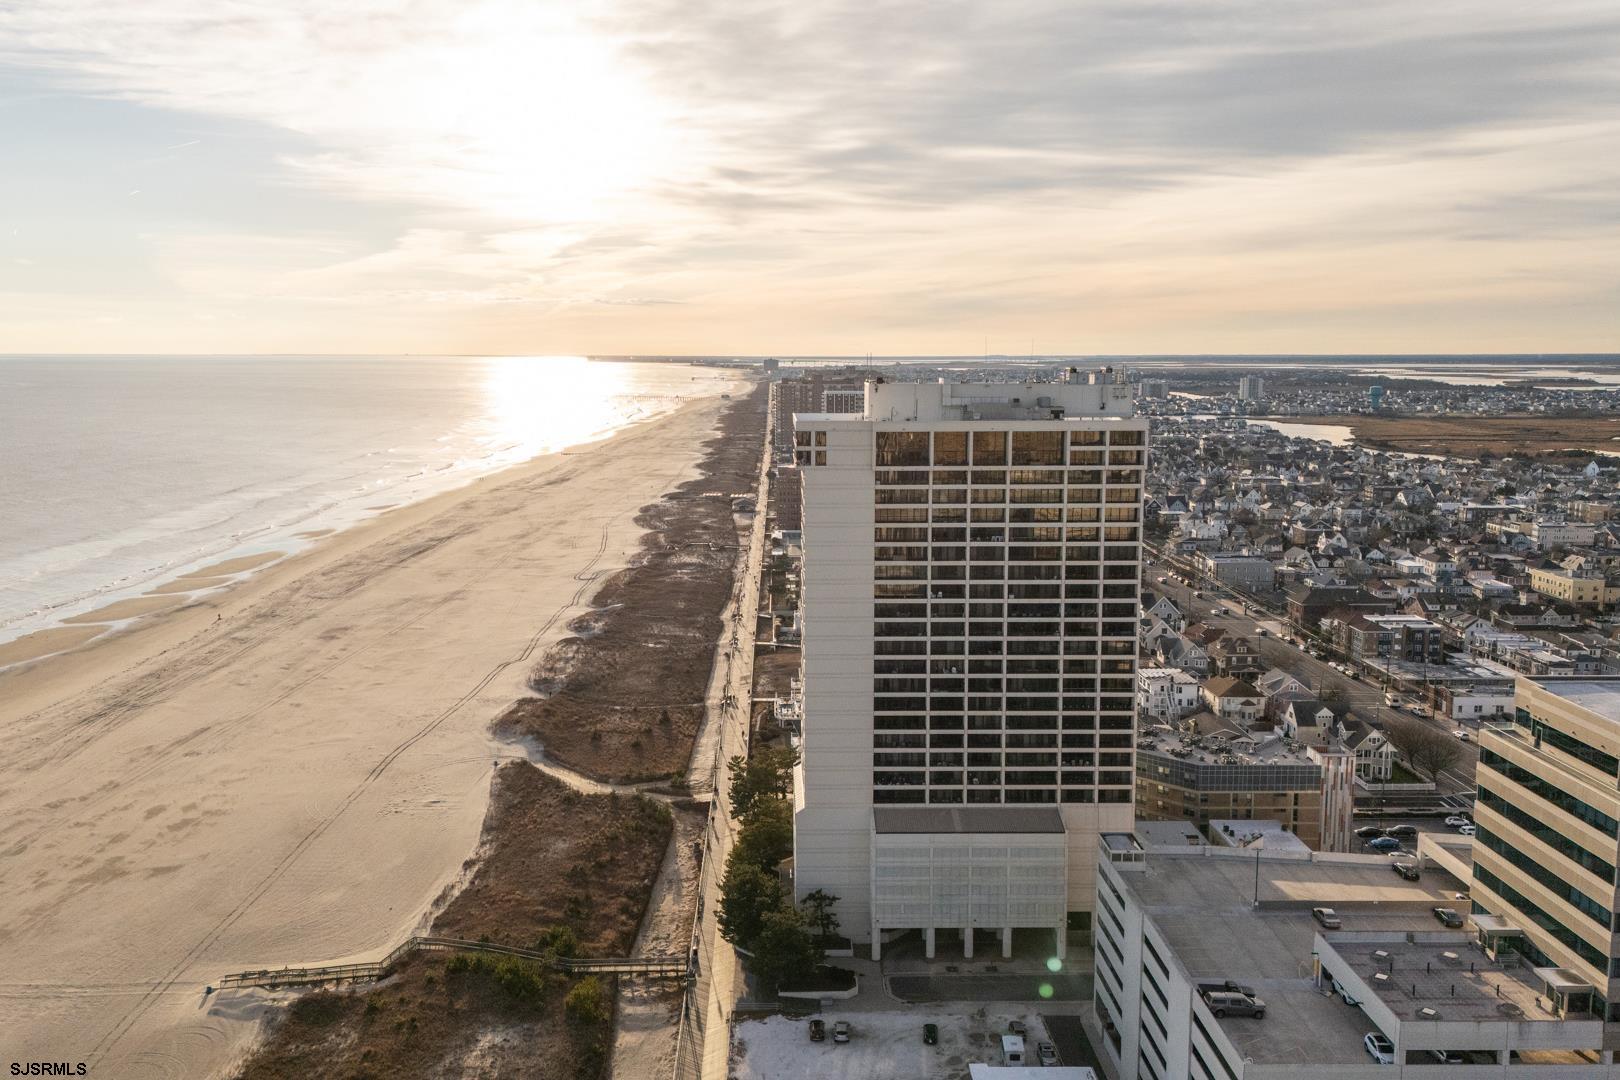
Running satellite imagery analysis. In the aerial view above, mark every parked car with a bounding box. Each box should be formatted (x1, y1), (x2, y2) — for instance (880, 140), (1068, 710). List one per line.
(1331, 977), (1361, 1005)
(1355, 825), (1386, 839)
(1199, 979), (1258, 998)
(832, 1021), (850, 1043)
(923, 1023), (938, 1045)
(1007, 1020), (1028, 1037)
(1391, 861), (1421, 881)
(1313, 907), (1342, 929)
(1364, 1032), (1396, 1065)
(1203, 990), (1266, 1018)
(1367, 836), (1401, 852)
(1452, 729), (1471, 741)
(809, 1019), (826, 1042)
(1458, 824), (1477, 836)
(1256, 627), (1269, 637)
(1429, 1050), (1464, 1064)
(1037, 1042), (1060, 1066)
(1387, 824), (1418, 837)
(1444, 815), (1471, 828)
(1433, 907), (1464, 928)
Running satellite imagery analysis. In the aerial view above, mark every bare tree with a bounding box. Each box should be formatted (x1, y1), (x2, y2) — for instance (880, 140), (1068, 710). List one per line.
(1383, 717), (1463, 784)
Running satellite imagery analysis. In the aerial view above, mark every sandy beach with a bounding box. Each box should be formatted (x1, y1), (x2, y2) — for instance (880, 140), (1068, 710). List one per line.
(0, 386), (744, 1079)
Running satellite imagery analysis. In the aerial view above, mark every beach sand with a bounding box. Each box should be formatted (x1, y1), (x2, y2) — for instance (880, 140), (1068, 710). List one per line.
(0, 387), (744, 1079)
(59, 596), (186, 625)
(0, 625), (108, 666)
(144, 577), (229, 596)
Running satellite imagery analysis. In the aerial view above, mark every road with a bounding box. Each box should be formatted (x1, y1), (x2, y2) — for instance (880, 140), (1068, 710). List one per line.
(674, 387), (773, 1080)
(1144, 549), (1478, 795)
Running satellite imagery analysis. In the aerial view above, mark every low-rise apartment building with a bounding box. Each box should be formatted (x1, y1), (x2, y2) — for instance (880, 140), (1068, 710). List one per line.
(1133, 720), (1354, 851)
(1194, 552), (1276, 593)
(1529, 564), (1616, 606)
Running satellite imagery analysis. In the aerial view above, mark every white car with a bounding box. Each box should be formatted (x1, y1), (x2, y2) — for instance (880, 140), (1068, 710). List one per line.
(1452, 729), (1470, 741)
(1364, 1032), (1395, 1065)
(1458, 824), (1477, 836)
(1444, 815), (1471, 828)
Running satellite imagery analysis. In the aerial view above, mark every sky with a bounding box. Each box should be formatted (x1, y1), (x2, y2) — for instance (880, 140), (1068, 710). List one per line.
(0, 0), (1617, 356)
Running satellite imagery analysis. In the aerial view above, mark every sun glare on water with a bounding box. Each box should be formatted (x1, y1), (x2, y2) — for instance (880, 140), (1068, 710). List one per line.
(480, 355), (637, 460)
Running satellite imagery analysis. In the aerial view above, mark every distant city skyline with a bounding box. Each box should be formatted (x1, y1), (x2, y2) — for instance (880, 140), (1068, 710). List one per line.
(2, 1), (1617, 355)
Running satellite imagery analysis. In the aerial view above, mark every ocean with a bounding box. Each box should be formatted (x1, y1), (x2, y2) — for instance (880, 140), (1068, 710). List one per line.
(0, 354), (737, 647)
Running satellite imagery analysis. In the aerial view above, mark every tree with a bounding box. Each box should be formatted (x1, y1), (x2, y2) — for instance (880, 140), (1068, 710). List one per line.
(718, 859), (786, 949)
(1383, 717), (1463, 784)
(748, 906), (819, 993)
(800, 889), (841, 943)
(730, 797), (793, 871)
(727, 747), (800, 819)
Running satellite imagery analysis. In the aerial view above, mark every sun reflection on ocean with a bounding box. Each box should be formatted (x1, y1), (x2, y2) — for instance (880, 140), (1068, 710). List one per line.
(478, 355), (640, 463)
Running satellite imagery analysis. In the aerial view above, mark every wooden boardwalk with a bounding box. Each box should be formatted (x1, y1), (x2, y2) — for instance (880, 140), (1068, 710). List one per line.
(216, 935), (689, 990)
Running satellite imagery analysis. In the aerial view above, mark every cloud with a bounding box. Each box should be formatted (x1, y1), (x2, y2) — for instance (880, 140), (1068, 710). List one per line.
(0, 0), (1616, 352)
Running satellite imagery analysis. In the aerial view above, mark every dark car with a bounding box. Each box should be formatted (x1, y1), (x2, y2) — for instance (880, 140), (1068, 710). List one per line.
(1354, 825), (1386, 839)
(1391, 861), (1420, 881)
(1367, 836), (1401, 852)
(1198, 979), (1258, 998)
(809, 1019), (826, 1042)
(1007, 1020), (1028, 1037)
(1387, 824), (1419, 837)
(1433, 907), (1464, 928)
(923, 1023), (938, 1045)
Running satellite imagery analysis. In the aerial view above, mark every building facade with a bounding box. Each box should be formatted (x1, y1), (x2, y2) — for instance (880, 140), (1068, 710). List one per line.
(1194, 552), (1276, 593)
(1472, 676), (1620, 1022)
(792, 375), (1144, 950)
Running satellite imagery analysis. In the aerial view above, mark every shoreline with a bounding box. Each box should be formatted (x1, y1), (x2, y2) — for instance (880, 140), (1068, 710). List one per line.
(0, 381), (750, 1079)
(0, 388), (710, 682)
(0, 360), (728, 665)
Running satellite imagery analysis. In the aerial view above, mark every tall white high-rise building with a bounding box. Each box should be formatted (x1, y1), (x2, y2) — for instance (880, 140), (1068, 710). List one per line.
(1237, 375), (1266, 402)
(791, 373), (1145, 958)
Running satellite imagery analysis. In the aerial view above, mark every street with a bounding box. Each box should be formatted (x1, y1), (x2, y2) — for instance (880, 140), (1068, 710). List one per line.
(1144, 551), (1479, 795)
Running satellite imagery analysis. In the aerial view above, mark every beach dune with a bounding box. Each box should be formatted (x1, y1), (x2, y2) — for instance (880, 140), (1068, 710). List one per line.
(0, 390), (741, 1079)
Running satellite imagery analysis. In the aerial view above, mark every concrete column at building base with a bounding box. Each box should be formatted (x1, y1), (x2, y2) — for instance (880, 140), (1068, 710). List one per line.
(1054, 924), (1067, 960)
(963, 927), (974, 959)
(1001, 927), (1012, 958)
(870, 929), (881, 963)
(924, 927), (935, 959)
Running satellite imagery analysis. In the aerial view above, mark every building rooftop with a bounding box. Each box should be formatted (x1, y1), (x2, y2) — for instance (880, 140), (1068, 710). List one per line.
(1138, 723), (1322, 768)
(872, 806), (1066, 835)
(1526, 676), (1620, 722)
(1118, 849), (1475, 1065)
(1328, 937), (1559, 1024)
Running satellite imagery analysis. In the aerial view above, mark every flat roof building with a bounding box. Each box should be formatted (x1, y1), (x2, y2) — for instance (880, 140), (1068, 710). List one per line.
(1094, 841), (1615, 1077)
(792, 373), (1144, 955)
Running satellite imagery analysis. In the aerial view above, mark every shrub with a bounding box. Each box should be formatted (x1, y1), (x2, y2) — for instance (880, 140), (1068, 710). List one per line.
(564, 975), (611, 1026)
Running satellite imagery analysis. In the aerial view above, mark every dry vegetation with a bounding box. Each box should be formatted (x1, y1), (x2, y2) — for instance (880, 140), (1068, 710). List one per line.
(498, 385), (768, 782)
(233, 764), (672, 1080)
(1293, 413), (1620, 459)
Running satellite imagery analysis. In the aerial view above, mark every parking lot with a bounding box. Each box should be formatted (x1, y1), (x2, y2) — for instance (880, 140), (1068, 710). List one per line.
(731, 1010), (1064, 1079)
(1352, 813), (1473, 859)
